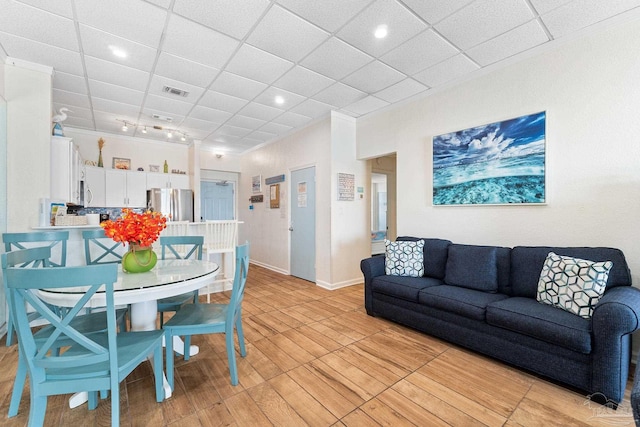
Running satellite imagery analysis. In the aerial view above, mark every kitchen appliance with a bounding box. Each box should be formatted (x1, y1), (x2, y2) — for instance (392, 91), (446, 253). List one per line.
(147, 188), (193, 222)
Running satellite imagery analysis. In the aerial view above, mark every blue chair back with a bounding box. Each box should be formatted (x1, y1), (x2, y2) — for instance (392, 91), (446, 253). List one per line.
(83, 228), (124, 265)
(227, 243), (250, 325)
(2, 231), (69, 267)
(160, 235), (204, 260)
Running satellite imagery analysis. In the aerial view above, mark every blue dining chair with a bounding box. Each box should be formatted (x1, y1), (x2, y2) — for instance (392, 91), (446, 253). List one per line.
(157, 235), (204, 329)
(1, 247), (129, 418)
(83, 228), (125, 265)
(2, 231), (69, 346)
(163, 242), (249, 388)
(4, 259), (165, 427)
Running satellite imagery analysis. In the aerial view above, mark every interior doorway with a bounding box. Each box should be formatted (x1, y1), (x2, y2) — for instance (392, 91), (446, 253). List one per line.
(200, 180), (235, 221)
(370, 155), (396, 255)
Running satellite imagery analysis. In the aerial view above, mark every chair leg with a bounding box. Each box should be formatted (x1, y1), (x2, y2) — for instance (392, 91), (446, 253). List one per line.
(226, 327), (238, 386)
(29, 394), (47, 427)
(184, 335), (191, 361)
(5, 316), (15, 346)
(159, 312), (165, 328)
(236, 316), (247, 357)
(154, 341), (164, 402)
(88, 391), (98, 410)
(165, 331), (175, 390)
(111, 382), (120, 427)
(8, 352), (27, 417)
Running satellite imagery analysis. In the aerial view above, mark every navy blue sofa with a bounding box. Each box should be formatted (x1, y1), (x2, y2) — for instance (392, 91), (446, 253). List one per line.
(360, 237), (640, 405)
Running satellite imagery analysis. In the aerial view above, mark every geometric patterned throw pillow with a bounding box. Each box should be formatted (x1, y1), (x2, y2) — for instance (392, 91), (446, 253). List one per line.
(536, 252), (613, 319)
(385, 239), (425, 277)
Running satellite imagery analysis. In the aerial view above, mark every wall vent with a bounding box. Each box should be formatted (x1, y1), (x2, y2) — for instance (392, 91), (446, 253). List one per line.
(162, 86), (189, 97)
(151, 114), (173, 122)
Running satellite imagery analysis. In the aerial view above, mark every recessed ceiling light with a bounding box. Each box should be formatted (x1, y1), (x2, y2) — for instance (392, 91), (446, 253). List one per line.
(121, 121), (128, 131)
(109, 45), (127, 58)
(374, 24), (388, 39)
(141, 126), (147, 134)
(167, 131), (173, 138)
(274, 96), (285, 105)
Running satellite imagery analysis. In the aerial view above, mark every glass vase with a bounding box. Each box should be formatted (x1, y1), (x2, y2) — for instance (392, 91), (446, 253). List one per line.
(122, 244), (157, 273)
(98, 150), (103, 167)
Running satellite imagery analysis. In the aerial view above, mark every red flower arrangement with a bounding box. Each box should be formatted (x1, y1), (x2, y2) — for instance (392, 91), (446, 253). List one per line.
(102, 209), (167, 248)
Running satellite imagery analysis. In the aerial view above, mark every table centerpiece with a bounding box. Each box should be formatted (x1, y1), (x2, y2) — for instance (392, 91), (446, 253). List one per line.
(102, 208), (167, 273)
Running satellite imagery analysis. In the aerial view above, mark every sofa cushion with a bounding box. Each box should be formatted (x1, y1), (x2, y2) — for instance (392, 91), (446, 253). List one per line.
(372, 275), (443, 302)
(419, 286), (508, 321)
(486, 297), (592, 353)
(385, 239), (425, 277)
(396, 237), (451, 279)
(536, 252), (613, 319)
(510, 246), (631, 298)
(444, 244), (499, 292)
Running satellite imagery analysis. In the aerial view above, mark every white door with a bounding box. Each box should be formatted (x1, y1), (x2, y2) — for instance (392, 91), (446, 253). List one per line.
(290, 167), (315, 282)
(201, 180), (234, 220)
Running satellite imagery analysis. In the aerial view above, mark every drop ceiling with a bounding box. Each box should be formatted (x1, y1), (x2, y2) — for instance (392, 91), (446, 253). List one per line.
(1, 0), (639, 154)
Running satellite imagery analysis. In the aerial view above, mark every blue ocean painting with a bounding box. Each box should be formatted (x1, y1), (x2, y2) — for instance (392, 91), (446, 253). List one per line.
(433, 112), (546, 205)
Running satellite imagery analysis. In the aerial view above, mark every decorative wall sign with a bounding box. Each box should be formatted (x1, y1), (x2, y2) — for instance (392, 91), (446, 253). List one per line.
(337, 173), (355, 201)
(265, 174), (285, 185)
(250, 195), (263, 203)
(112, 157), (131, 170)
(252, 175), (262, 193)
(270, 184), (280, 208)
(432, 111), (546, 206)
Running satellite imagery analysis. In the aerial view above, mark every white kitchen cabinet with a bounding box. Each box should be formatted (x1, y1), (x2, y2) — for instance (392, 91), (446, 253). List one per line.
(146, 172), (190, 190)
(106, 170), (147, 207)
(50, 136), (83, 204)
(84, 166), (106, 207)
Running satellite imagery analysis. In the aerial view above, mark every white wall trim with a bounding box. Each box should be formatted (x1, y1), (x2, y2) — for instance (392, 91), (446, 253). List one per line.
(316, 278), (362, 291)
(5, 57), (53, 75)
(249, 259), (289, 276)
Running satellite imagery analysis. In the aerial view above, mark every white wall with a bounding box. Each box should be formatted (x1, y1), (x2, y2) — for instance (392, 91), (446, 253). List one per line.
(357, 19), (640, 286)
(239, 118), (332, 281)
(5, 59), (52, 232)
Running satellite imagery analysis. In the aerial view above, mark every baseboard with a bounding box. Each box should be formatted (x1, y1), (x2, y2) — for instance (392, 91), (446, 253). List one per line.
(248, 259), (289, 275)
(316, 278), (363, 290)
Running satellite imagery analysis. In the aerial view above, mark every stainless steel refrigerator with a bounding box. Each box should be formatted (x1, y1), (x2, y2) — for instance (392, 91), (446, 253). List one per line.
(147, 188), (194, 222)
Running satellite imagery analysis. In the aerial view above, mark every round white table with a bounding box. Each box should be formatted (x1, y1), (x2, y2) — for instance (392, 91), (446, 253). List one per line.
(38, 259), (219, 402)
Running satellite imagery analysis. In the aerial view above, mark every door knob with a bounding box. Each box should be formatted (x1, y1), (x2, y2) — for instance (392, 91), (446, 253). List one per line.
(288, 226), (293, 231)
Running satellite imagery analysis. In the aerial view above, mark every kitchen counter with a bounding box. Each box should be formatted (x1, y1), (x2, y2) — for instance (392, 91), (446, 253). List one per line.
(31, 225), (113, 265)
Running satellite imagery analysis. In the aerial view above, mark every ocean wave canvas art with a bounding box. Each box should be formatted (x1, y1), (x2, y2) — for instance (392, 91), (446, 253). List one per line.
(433, 111), (546, 206)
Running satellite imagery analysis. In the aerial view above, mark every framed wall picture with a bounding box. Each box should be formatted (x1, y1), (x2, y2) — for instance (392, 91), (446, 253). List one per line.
(112, 157), (131, 170)
(270, 184), (280, 208)
(252, 175), (262, 193)
(432, 111), (546, 206)
(149, 164), (159, 172)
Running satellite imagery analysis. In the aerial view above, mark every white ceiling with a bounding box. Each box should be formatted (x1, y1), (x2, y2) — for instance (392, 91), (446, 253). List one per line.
(1, 0), (639, 154)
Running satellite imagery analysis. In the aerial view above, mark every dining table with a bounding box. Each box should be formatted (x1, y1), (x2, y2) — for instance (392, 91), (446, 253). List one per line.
(37, 258), (219, 402)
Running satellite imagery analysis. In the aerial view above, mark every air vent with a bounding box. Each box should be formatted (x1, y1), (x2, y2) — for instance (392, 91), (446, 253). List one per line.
(151, 114), (173, 122)
(162, 85), (189, 97)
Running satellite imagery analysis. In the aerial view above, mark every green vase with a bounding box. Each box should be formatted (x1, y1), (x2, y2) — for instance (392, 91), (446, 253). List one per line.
(98, 150), (103, 167)
(122, 245), (157, 273)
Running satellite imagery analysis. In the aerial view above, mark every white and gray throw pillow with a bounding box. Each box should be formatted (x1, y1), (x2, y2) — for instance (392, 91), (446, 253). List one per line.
(385, 239), (425, 277)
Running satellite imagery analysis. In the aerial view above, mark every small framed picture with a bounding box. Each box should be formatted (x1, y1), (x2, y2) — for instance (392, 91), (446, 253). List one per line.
(112, 157), (131, 170)
(149, 164), (160, 173)
(252, 175), (262, 193)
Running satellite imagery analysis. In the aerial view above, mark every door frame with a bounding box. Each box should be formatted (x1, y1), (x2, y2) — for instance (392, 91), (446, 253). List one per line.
(288, 163), (316, 279)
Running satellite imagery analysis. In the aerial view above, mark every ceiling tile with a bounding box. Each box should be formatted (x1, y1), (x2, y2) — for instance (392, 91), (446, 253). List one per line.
(155, 52), (219, 88)
(530, 0), (574, 15)
(173, 0), (270, 39)
(375, 78), (428, 103)
(53, 103), (93, 121)
(188, 105), (233, 124)
(163, 14), (239, 69)
(16, 0), (75, 18)
(53, 71), (87, 95)
(540, 0), (640, 39)
(466, 20), (549, 66)
(89, 80), (145, 106)
(79, 25), (158, 72)
(226, 44), (293, 84)
(92, 97), (141, 117)
(180, 117), (221, 133)
(336, 0), (428, 57)
(412, 54), (479, 87)
(84, 56), (150, 91)
(199, 90), (248, 114)
(289, 99), (334, 119)
(401, 0), (475, 24)
(0, 33), (83, 75)
(380, 30), (459, 75)
(245, 130), (278, 142)
(74, 0), (167, 47)
(53, 89), (91, 109)
(341, 60), (405, 93)
(312, 82), (367, 108)
(276, 0), (373, 32)
(144, 94), (193, 117)
(272, 65), (335, 97)
(145, 0), (171, 8)
(259, 121), (293, 134)
(238, 102), (284, 122)
(147, 75), (206, 102)
(300, 37), (372, 80)
(0, 0), (78, 50)
(246, 5), (329, 62)
(215, 125), (253, 138)
(435, 0), (534, 50)
(209, 72), (268, 101)
(342, 95), (389, 116)
(226, 114), (267, 130)
(253, 86), (306, 109)
(63, 116), (95, 130)
(272, 111), (313, 128)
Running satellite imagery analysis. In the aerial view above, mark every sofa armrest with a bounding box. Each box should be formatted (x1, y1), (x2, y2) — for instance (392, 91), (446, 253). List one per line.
(591, 286), (640, 404)
(361, 255), (385, 315)
(631, 356), (640, 424)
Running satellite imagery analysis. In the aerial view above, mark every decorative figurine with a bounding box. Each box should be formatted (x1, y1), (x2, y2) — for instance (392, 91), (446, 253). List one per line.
(52, 107), (71, 136)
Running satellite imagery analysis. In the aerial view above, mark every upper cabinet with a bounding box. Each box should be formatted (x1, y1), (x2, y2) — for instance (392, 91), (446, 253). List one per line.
(50, 136), (83, 204)
(146, 172), (190, 190)
(84, 166), (106, 207)
(105, 170), (147, 207)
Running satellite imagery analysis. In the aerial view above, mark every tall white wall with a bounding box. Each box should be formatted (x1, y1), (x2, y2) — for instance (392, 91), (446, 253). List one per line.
(357, 19), (640, 288)
(5, 59), (52, 232)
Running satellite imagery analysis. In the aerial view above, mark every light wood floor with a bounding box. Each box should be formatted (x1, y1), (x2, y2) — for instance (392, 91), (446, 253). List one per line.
(0, 265), (635, 426)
